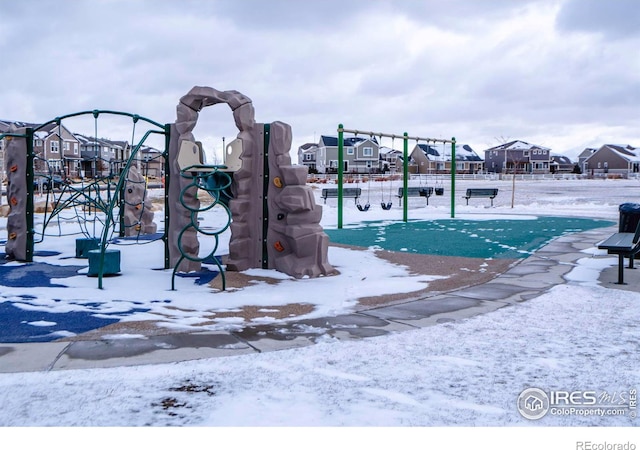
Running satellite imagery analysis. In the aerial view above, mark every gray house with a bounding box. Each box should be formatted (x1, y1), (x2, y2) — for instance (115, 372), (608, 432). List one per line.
(582, 144), (640, 176)
(313, 135), (380, 174)
(484, 140), (552, 174)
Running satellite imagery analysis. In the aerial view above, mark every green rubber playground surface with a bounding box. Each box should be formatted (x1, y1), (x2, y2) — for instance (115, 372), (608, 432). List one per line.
(325, 217), (614, 259)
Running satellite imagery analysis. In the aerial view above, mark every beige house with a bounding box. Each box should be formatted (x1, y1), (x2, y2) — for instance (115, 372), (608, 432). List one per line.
(583, 144), (640, 176)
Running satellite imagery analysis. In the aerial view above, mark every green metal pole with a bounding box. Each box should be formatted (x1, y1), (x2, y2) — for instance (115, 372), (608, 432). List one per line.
(163, 123), (171, 269)
(403, 132), (408, 223)
(26, 128), (34, 262)
(338, 124), (344, 229)
(451, 137), (456, 218)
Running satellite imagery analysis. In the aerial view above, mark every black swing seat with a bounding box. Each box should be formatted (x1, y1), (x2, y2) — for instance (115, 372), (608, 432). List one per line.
(356, 202), (370, 212)
(381, 202), (393, 210)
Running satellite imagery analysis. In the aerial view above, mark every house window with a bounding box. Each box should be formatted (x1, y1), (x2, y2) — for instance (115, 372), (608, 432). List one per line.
(347, 148), (354, 155)
(329, 160), (338, 168)
(73, 143), (78, 154)
(362, 147), (373, 157)
(51, 141), (59, 153)
(63, 142), (69, 152)
(523, 151), (529, 157)
(304, 153), (313, 161)
(103, 146), (109, 153)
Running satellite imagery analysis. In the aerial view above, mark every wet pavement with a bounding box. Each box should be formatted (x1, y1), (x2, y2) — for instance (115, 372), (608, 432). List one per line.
(1, 225), (636, 373)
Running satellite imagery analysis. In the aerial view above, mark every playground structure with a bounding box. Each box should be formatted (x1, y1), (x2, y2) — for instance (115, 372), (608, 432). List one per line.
(336, 125), (456, 228)
(1, 86), (334, 289)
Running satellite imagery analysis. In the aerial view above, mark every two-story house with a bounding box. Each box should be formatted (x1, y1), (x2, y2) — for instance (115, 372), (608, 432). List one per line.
(410, 143), (483, 174)
(378, 146), (402, 173)
(138, 145), (164, 178)
(582, 144), (640, 176)
(484, 140), (552, 174)
(315, 135), (380, 174)
(1, 120), (81, 178)
(75, 134), (135, 178)
(297, 142), (319, 173)
(35, 123), (82, 178)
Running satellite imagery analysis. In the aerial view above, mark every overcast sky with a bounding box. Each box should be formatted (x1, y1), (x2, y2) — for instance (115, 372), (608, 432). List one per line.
(1, 0), (638, 160)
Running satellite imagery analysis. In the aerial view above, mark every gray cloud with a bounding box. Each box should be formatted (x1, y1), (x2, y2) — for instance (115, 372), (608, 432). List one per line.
(556, 0), (640, 39)
(0, 0), (637, 160)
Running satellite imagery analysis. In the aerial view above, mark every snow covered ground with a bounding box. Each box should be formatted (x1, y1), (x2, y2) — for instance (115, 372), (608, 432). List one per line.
(1, 177), (639, 447)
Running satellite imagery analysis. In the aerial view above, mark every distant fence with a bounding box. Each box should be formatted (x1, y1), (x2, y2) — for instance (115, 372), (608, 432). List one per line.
(307, 172), (640, 183)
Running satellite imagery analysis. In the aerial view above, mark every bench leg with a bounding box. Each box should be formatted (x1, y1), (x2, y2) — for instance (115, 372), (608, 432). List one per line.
(629, 255), (635, 269)
(617, 254), (626, 284)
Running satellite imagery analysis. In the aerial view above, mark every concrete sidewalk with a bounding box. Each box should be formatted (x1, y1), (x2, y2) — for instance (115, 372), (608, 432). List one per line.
(0, 226), (634, 374)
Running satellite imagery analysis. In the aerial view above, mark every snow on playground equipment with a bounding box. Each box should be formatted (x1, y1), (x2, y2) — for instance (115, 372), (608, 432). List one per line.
(1, 111), (168, 288)
(1, 86), (334, 290)
(336, 125), (456, 228)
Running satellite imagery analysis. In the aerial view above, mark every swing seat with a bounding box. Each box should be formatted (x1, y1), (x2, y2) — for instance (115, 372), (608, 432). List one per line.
(435, 187), (444, 196)
(381, 202), (393, 210)
(357, 202), (370, 212)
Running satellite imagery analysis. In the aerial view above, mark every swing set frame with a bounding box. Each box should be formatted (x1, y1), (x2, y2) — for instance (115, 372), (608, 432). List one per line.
(336, 124), (455, 229)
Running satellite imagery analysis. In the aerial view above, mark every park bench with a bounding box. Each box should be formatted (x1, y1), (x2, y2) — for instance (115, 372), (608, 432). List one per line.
(464, 188), (499, 206)
(321, 187), (361, 204)
(597, 220), (640, 284)
(397, 187), (434, 206)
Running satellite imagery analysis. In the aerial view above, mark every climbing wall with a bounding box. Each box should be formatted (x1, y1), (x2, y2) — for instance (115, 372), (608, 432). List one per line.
(244, 121), (333, 278)
(123, 166), (157, 236)
(169, 86), (255, 272)
(170, 86), (334, 278)
(4, 125), (29, 261)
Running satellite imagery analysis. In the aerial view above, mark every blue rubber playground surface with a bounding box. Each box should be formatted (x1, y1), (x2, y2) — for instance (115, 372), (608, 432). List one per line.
(0, 216), (613, 344)
(325, 217), (614, 259)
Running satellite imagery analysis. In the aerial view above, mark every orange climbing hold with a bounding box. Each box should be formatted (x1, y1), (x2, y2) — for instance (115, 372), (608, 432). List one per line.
(273, 177), (283, 188)
(9, 165), (17, 172)
(9, 232), (17, 240)
(10, 197), (18, 206)
(274, 241), (285, 252)
(135, 203), (142, 210)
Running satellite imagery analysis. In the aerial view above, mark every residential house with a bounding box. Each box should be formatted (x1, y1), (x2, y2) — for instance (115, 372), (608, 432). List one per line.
(1, 120), (81, 178)
(577, 147), (597, 173)
(582, 144), (640, 176)
(297, 142), (318, 173)
(550, 154), (576, 173)
(138, 145), (164, 178)
(378, 146), (403, 173)
(35, 123), (82, 178)
(410, 143), (483, 174)
(75, 134), (135, 178)
(314, 135), (380, 174)
(484, 140), (552, 174)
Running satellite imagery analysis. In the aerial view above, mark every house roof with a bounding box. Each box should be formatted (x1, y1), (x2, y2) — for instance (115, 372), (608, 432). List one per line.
(417, 143), (483, 162)
(577, 147), (597, 159)
(484, 140), (551, 152)
(591, 144), (640, 163)
(551, 154), (573, 165)
(320, 135), (378, 147)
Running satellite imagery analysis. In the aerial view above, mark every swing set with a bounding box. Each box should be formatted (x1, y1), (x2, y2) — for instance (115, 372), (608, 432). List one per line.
(336, 124), (456, 229)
